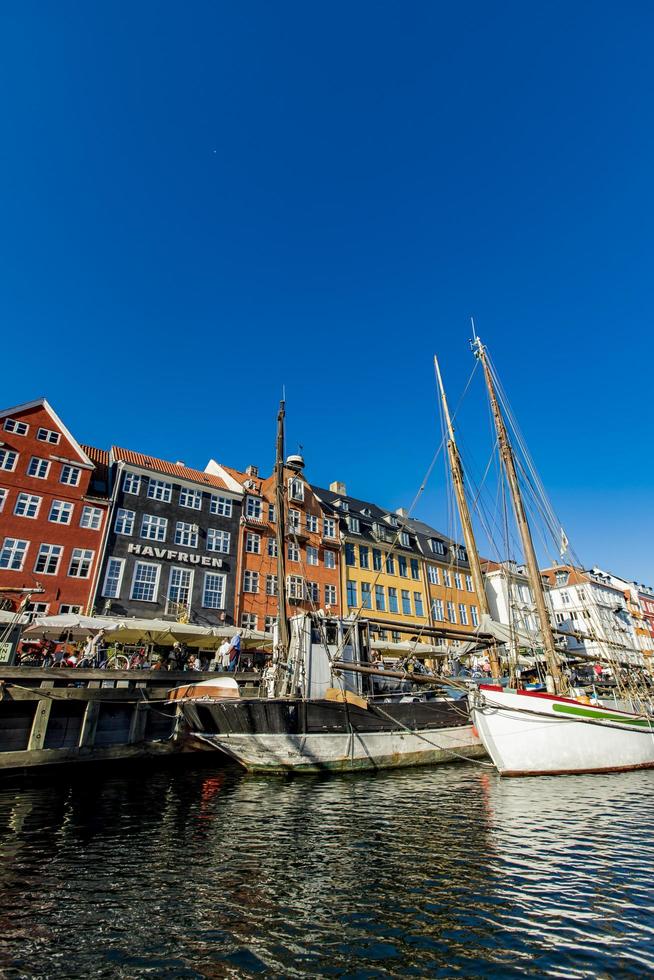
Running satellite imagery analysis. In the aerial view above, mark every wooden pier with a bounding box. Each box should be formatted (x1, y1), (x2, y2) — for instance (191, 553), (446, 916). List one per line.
(0, 668), (259, 772)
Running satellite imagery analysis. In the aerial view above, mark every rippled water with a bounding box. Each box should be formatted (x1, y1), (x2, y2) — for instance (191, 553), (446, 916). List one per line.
(0, 760), (651, 978)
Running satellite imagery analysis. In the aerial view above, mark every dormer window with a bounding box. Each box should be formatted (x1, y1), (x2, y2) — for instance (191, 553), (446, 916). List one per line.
(555, 571), (569, 586)
(454, 546), (467, 562)
(288, 477), (304, 502)
(429, 539), (445, 556)
(387, 515), (399, 528)
(348, 516), (360, 533)
(361, 507), (372, 517)
(336, 499), (348, 512)
(400, 531), (410, 547)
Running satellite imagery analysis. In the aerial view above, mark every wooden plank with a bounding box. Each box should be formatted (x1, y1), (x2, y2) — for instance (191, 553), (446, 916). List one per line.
(27, 699), (52, 751)
(79, 702), (100, 748)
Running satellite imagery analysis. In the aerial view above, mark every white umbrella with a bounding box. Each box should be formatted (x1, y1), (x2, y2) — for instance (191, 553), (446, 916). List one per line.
(23, 614), (119, 639)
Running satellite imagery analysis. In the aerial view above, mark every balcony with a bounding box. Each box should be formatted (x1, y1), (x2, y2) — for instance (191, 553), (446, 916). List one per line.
(286, 522), (309, 541)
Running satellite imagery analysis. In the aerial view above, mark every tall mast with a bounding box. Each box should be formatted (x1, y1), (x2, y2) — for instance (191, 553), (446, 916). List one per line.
(473, 338), (564, 692)
(274, 400), (290, 656)
(434, 356), (500, 679)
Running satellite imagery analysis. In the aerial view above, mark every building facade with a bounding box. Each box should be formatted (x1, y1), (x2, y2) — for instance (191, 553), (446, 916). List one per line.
(0, 400), (110, 618)
(93, 448), (242, 625)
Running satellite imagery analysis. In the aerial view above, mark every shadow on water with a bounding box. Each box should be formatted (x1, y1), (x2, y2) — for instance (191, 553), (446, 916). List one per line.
(0, 761), (651, 976)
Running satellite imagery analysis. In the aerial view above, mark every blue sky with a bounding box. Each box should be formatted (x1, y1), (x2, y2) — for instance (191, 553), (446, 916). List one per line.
(1, 2), (652, 583)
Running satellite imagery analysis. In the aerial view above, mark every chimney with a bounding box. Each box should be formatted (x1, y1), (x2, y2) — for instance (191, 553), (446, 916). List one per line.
(395, 507), (408, 518)
(330, 481), (347, 496)
(246, 465), (259, 478)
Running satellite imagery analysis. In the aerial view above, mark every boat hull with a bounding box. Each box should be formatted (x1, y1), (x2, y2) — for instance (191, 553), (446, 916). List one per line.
(473, 687), (654, 776)
(179, 695), (485, 773)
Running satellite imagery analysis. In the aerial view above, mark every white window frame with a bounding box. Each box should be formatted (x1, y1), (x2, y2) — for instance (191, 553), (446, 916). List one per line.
(433, 598), (444, 621)
(141, 513), (168, 542)
(266, 574), (278, 596)
(454, 572), (463, 590)
(286, 574), (305, 600)
(49, 499), (73, 524)
(349, 516), (361, 534)
(174, 521), (198, 548)
(210, 495), (233, 517)
(324, 584), (337, 606)
(202, 571), (225, 609)
(80, 505), (103, 530)
(400, 531), (410, 548)
(34, 543), (63, 576)
(179, 487), (202, 510)
(428, 565), (439, 585)
(115, 508), (135, 536)
(3, 418), (28, 436)
(246, 495), (262, 519)
(471, 604), (479, 627)
(306, 514), (318, 533)
(0, 489), (6, 512)
(466, 574), (473, 592)
(102, 557), (125, 599)
(0, 538), (29, 570)
(27, 456), (50, 479)
(288, 477), (304, 502)
(267, 537), (278, 558)
(59, 603), (82, 615)
(147, 479), (172, 502)
(458, 603), (468, 626)
(130, 561), (161, 602)
(323, 517), (336, 538)
(123, 472), (141, 495)
(306, 545), (319, 566)
(37, 426), (60, 444)
(324, 550), (336, 569)
(241, 613), (257, 630)
(166, 566), (194, 615)
(243, 570), (259, 593)
(245, 532), (261, 554)
(60, 464), (81, 487)
(0, 449), (18, 472)
(68, 548), (94, 579)
(206, 528), (230, 554)
(287, 542), (300, 562)
(14, 493), (41, 519)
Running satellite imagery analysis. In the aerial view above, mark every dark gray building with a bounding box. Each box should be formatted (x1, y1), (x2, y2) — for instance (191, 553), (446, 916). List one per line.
(93, 447), (243, 625)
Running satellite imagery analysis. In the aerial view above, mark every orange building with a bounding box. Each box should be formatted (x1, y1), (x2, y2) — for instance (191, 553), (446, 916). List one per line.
(207, 456), (341, 632)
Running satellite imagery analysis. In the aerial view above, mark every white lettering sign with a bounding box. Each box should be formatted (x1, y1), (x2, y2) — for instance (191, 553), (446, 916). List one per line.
(127, 542), (223, 568)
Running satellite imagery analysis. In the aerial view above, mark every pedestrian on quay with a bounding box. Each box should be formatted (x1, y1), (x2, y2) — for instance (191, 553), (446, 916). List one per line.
(219, 639), (231, 672)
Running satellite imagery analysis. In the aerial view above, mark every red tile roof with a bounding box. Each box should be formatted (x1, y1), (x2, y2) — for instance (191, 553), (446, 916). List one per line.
(82, 444), (109, 467)
(112, 447), (230, 491)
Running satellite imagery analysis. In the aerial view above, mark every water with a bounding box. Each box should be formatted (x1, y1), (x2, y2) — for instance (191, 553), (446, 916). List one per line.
(0, 761), (652, 978)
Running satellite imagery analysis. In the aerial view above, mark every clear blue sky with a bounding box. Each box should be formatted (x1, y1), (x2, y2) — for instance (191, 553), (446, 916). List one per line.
(1, 2), (652, 583)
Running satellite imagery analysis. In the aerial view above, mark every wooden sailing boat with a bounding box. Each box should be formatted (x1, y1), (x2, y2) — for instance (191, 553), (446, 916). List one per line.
(443, 336), (654, 776)
(171, 401), (485, 773)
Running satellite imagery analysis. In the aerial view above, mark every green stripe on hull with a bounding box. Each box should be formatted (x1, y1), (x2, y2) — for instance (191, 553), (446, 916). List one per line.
(552, 703), (653, 727)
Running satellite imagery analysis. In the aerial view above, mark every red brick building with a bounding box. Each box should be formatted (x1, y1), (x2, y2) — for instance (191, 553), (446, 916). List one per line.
(0, 400), (110, 617)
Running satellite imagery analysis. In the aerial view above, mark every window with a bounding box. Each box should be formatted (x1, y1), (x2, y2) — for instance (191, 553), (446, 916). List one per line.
(59, 604), (82, 615)
(175, 522), (198, 548)
(288, 509), (301, 531)
(306, 514), (318, 533)
(447, 601), (456, 623)
(27, 457), (49, 479)
(555, 571), (569, 586)
(203, 572), (225, 609)
(131, 561), (160, 601)
(400, 532), (410, 548)
(323, 517), (336, 538)
(207, 528), (230, 553)
(37, 427), (59, 444)
(429, 539), (445, 556)
(307, 581), (319, 603)
(24, 601), (49, 621)
(414, 593), (424, 617)
(141, 514), (168, 541)
(338, 500), (349, 512)
(307, 545), (319, 566)
(346, 580), (357, 607)
(241, 613), (257, 630)
(267, 537), (278, 558)
(348, 516), (360, 533)
(167, 567), (193, 613)
(398, 556), (408, 578)
(246, 532), (261, 554)
(325, 584), (337, 606)
(14, 493), (41, 518)
(443, 570), (451, 588)
(102, 558), (125, 598)
(324, 550), (336, 569)
(386, 554), (395, 575)
(287, 542), (300, 562)
(180, 487), (202, 510)
(432, 598), (444, 621)
(388, 515), (399, 527)
(60, 465), (81, 486)
(0, 449), (18, 472)
(49, 499), (73, 524)
(411, 559), (420, 581)
(210, 495), (232, 517)
(288, 477), (304, 502)
(345, 544), (356, 566)
(264, 616), (276, 633)
(243, 570), (259, 593)
(115, 508), (135, 535)
(375, 584), (386, 612)
(0, 539), (28, 570)
(0, 489), (5, 512)
(471, 604), (479, 627)
(359, 546), (370, 569)
(459, 603), (468, 625)
(34, 543), (63, 575)
(287, 575), (305, 600)
(455, 546), (467, 562)
(123, 472), (141, 494)
(466, 575), (473, 592)
(246, 496), (262, 519)
(454, 573), (463, 590)
(361, 582), (372, 610)
(3, 418), (28, 436)
(560, 590), (570, 605)
(68, 548), (94, 578)
(372, 548), (382, 572)
(268, 503), (276, 522)
(401, 590), (412, 615)
(388, 587), (399, 613)
(428, 565), (439, 585)
(147, 479), (172, 502)
(80, 506), (103, 530)
(266, 574), (278, 596)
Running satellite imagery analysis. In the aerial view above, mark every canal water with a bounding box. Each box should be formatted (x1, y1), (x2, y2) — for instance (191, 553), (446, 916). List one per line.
(0, 762), (651, 978)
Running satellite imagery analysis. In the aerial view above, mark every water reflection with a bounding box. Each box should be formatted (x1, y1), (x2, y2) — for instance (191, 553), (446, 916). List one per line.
(0, 763), (651, 976)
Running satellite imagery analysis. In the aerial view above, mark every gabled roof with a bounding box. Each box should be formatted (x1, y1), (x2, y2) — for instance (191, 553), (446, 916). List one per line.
(0, 398), (93, 466)
(81, 444), (110, 499)
(112, 447), (230, 492)
(204, 459), (254, 494)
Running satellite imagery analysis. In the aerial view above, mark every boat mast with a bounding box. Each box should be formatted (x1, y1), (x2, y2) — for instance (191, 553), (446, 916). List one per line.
(274, 400), (290, 657)
(473, 337), (564, 692)
(434, 356), (500, 680)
